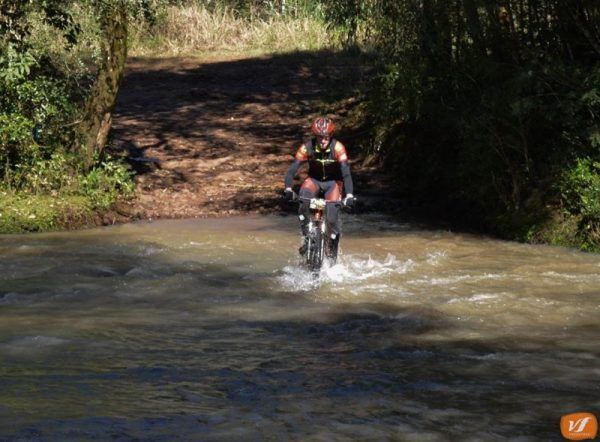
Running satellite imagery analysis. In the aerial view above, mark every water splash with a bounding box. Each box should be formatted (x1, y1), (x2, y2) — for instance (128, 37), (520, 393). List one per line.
(321, 253), (414, 284)
(276, 253), (414, 292)
(426, 250), (448, 266)
(276, 264), (321, 292)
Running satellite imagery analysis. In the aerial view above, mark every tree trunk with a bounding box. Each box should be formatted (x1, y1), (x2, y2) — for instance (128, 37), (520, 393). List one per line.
(463, 0), (486, 56)
(78, 1), (128, 168)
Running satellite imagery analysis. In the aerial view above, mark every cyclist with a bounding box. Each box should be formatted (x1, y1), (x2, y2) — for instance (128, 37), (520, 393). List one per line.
(284, 117), (355, 257)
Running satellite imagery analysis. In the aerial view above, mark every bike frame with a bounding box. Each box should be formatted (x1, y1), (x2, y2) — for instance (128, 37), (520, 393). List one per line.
(297, 196), (345, 271)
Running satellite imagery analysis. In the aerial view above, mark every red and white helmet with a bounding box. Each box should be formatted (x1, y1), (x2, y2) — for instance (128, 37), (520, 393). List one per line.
(311, 117), (335, 137)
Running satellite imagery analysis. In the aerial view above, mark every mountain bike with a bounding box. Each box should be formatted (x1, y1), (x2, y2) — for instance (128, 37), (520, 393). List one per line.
(294, 195), (350, 271)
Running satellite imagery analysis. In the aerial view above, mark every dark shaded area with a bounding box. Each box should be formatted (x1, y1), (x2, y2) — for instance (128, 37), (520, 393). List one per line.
(115, 51), (369, 159)
(349, 1), (600, 248)
(2, 310), (596, 439)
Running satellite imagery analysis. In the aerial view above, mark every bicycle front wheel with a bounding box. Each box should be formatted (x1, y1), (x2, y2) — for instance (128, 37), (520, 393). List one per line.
(307, 227), (324, 271)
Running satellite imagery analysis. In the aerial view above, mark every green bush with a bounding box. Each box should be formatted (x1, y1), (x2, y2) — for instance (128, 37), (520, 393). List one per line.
(0, 1), (133, 233)
(81, 156), (135, 210)
(0, 113), (35, 169)
(0, 74), (77, 174)
(0, 152), (134, 233)
(557, 158), (600, 250)
(332, 0), (600, 251)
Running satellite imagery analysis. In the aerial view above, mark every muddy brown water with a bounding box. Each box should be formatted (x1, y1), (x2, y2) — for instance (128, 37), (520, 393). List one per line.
(0, 215), (598, 440)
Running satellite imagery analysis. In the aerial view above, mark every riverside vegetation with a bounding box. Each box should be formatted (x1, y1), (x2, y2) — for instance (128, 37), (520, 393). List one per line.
(2, 0), (599, 252)
(0, 0), (331, 233)
(0, 1), (133, 232)
(324, 1), (600, 251)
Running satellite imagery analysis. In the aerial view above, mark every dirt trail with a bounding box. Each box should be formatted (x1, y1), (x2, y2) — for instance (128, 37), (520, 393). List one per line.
(112, 52), (377, 219)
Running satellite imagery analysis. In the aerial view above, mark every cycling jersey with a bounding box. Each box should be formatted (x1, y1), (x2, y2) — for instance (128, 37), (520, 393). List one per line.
(284, 137), (353, 195)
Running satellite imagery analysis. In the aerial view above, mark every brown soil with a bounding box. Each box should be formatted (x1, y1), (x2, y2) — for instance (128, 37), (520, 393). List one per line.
(112, 51), (386, 220)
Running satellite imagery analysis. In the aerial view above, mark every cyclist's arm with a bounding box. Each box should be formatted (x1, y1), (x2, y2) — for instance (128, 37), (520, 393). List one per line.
(284, 144), (308, 189)
(334, 142), (354, 195)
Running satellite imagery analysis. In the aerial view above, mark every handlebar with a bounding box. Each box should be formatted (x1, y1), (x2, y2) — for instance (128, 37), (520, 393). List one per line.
(286, 192), (355, 209)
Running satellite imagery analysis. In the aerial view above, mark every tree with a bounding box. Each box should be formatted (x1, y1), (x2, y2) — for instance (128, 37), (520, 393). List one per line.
(77, 0), (128, 168)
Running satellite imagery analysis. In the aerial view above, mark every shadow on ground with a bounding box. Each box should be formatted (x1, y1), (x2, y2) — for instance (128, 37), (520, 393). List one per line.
(112, 50), (380, 219)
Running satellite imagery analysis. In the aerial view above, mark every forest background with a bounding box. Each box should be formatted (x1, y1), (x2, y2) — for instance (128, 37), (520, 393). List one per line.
(0, 0), (598, 251)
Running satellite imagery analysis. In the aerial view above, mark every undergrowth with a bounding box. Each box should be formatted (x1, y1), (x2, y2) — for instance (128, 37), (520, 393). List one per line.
(0, 152), (134, 233)
(129, 3), (336, 56)
(0, 2), (134, 234)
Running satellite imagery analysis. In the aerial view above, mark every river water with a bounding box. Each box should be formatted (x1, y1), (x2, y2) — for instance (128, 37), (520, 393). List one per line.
(0, 215), (598, 440)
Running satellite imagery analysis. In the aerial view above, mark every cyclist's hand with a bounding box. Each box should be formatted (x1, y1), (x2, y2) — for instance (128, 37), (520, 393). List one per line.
(344, 194), (355, 208)
(284, 188), (295, 201)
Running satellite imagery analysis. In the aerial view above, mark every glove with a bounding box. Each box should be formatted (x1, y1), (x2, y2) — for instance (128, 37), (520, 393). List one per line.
(344, 194), (355, 208)
(284, 189), (295, 201)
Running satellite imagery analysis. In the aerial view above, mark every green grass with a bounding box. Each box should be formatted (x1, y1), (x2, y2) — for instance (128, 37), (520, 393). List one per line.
(129, 4), (336, 57)
(0, 153), (134, 234)
(0, 192), (94, 233)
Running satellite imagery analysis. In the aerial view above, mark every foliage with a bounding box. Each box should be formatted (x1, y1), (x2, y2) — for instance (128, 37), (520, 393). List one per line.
(0, 73), (77, 172)
(0, 0), (134, 233)
(561, 159), (600, 220)
(128, 0), (333, 55)
(159, 0), (322, 19)
(80, 155), (135, 210)
(556, 158), (600, 250)
(0, 1), (81, 182)
(322, 0), (600, 251)
(319, 0), (378, 47)
(0, 151), (134, 233)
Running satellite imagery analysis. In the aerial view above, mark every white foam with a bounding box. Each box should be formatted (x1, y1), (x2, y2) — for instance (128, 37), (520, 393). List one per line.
(448, 293), (500, 304)
(138, 245), (165, 256)
(426, 250), (448, 266)
(409, 273), (504, 286)
(469, 293), (499, 301)
(276, 253), (414, 292)
(276, 265), (321, 292)
(541, 271), (600, 282)
(125, 267), (153, 277)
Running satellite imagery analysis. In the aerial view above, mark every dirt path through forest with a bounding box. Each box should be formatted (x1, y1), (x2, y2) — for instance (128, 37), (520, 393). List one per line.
(112, 51), (379, 220)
